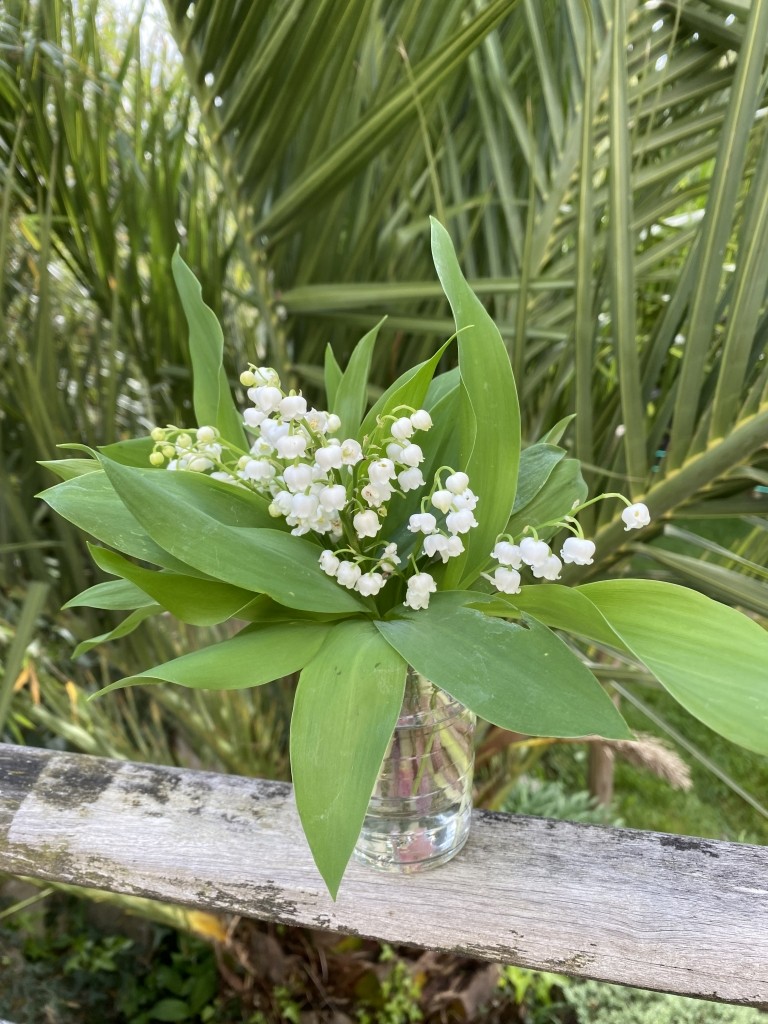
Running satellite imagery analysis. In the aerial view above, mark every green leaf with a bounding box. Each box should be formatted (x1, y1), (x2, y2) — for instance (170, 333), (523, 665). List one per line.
(99, 437), (155, 467)
(89, 545), (259, 626)
(375, 592), (630, 739)
(64, 578), (157, 611)
(38, 472), (196, 572)
(291, 620), (406, 898)
(94, 620), (330, 696)
(99, 458), (367, 615)
(507, 456), (588, 540)
(359, 338), (453, 440)
(38, 458), (101, 482)
(579, 579), (768, 756)
(172, 248), (245, 447)
(494, 584), (627, 650)
(430, 218), (521, 586)
(73, 605), (161, 659)
(324, 343), (342, 408)
(511, 444), (566, 514)
(332, 317), (386, 437)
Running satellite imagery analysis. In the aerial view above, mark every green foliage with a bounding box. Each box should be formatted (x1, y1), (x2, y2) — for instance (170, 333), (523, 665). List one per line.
(355, 945), (423, 1024)
(291, 621), (407, 898)
(501, 778), (623, 827)
(0, 894), (230, 1024)
(565, 980), (766, 1024)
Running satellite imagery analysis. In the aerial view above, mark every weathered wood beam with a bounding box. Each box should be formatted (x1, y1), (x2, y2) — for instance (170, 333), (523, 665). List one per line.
(0, 743), (766, 1005)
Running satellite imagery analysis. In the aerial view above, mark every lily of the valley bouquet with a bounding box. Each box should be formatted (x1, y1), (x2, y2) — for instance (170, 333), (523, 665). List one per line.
(41, 220), (768, 897)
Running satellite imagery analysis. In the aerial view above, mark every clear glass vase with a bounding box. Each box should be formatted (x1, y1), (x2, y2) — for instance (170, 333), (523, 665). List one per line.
(354, 667), (475, 873)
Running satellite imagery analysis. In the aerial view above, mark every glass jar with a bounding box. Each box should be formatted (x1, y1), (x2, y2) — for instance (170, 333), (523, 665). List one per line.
(354, 667), (476, 872)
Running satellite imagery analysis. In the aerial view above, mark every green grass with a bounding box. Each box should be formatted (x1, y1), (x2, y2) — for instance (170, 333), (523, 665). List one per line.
(613, 689), (768, 845)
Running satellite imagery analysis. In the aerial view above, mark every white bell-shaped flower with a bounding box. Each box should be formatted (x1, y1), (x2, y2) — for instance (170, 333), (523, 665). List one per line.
(340, 438), (364, 465)
(319, 550), (340, 577)
(397, 467), (424, 492)
(243, 408), (266, 428)
(560, 537), (596, 565)
(276, 433), (308, 460)
(408, 512), (438, 535)
(445, 471), (470, 494)
(423, 534), (449, 560)
(391, 416), (415, 441)
(336, 561), (362, 589)
(368, 458), (396, 485)
(445, 509), (478, 535)
(519, 537), (551, 568)
(279, 394), (308, 421)
(430, 489), (454, 514)
(315, 444), (343, 472)
(491, 541), (522, 568)
(318, 484), (348, 512)
(325, 413), (342, 434)
(253, 386), (283, 414)
(361, 482), (391, 507)
(410, 409), (432, 431)
(353, 509), (381, 538)
(404, 572), (437, 610)
(491, 567), (522, 594)
(621, 502), (651, 531)
(452, 489), (478, 511)
(196, 426), (218, 444)
(531, 554), (563, 581)
(283, 463), (313, 492)
(356, 572), (386, 597)
(399, 443), (424, 467)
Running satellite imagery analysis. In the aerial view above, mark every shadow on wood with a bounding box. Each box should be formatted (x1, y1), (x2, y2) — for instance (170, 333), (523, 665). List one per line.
(0, 743), (765, 1006)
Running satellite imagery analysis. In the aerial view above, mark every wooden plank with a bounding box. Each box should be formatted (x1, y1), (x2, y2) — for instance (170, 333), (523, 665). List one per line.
(0, 743), (765, 1005)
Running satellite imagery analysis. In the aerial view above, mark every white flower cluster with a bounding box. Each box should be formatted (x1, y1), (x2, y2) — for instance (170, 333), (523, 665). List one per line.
(484, 501), (651, 596)
(149, 366), (464, 611)
(148, 361), (652, 612)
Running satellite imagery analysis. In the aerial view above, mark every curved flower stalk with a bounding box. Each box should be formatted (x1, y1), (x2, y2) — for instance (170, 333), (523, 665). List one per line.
(38, 220), (768, 900)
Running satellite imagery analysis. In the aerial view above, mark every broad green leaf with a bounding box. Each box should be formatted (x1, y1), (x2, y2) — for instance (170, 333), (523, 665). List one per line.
(511, 444), (566, 514)
(324, 344), (342, 408)
(580, 579), (768, 755)
(89, 545), (259, 626)
(64, 578), (157, 611)
(39, 459), (101, 481)
(332, 317), (386, 437)
(100, 458), (274, 528)
(100, 458), (367, 615)
(430, 218), (521, 586)
(424, 366), (460, 408)
(172, 248), (245, 447)
(291, 619), (407, 898)
(73, 605), (161, 659)
(637, 546), (768, 618)
(376, 592), (630, 739)
(38, 472), (197, 573)
(359, 338), (453, 440)
(507, 456), (588, 540)
(99, 437), (156, 467)
(93, 620), (330, 696)
(495, 584), (628, 650)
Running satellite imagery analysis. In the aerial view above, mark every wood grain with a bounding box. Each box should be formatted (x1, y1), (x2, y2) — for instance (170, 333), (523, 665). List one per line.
(0, 743), (765, 1005)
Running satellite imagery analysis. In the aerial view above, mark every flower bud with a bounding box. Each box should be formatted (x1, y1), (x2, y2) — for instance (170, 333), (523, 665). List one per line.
(431, 489), (454, 513)
(149, 451), (165, 466)
(150, 427), (166, 442)
(196, 426), (218, 444)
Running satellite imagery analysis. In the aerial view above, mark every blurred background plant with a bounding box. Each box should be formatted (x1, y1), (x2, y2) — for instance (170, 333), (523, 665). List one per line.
(1, 0), (767, 1017)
